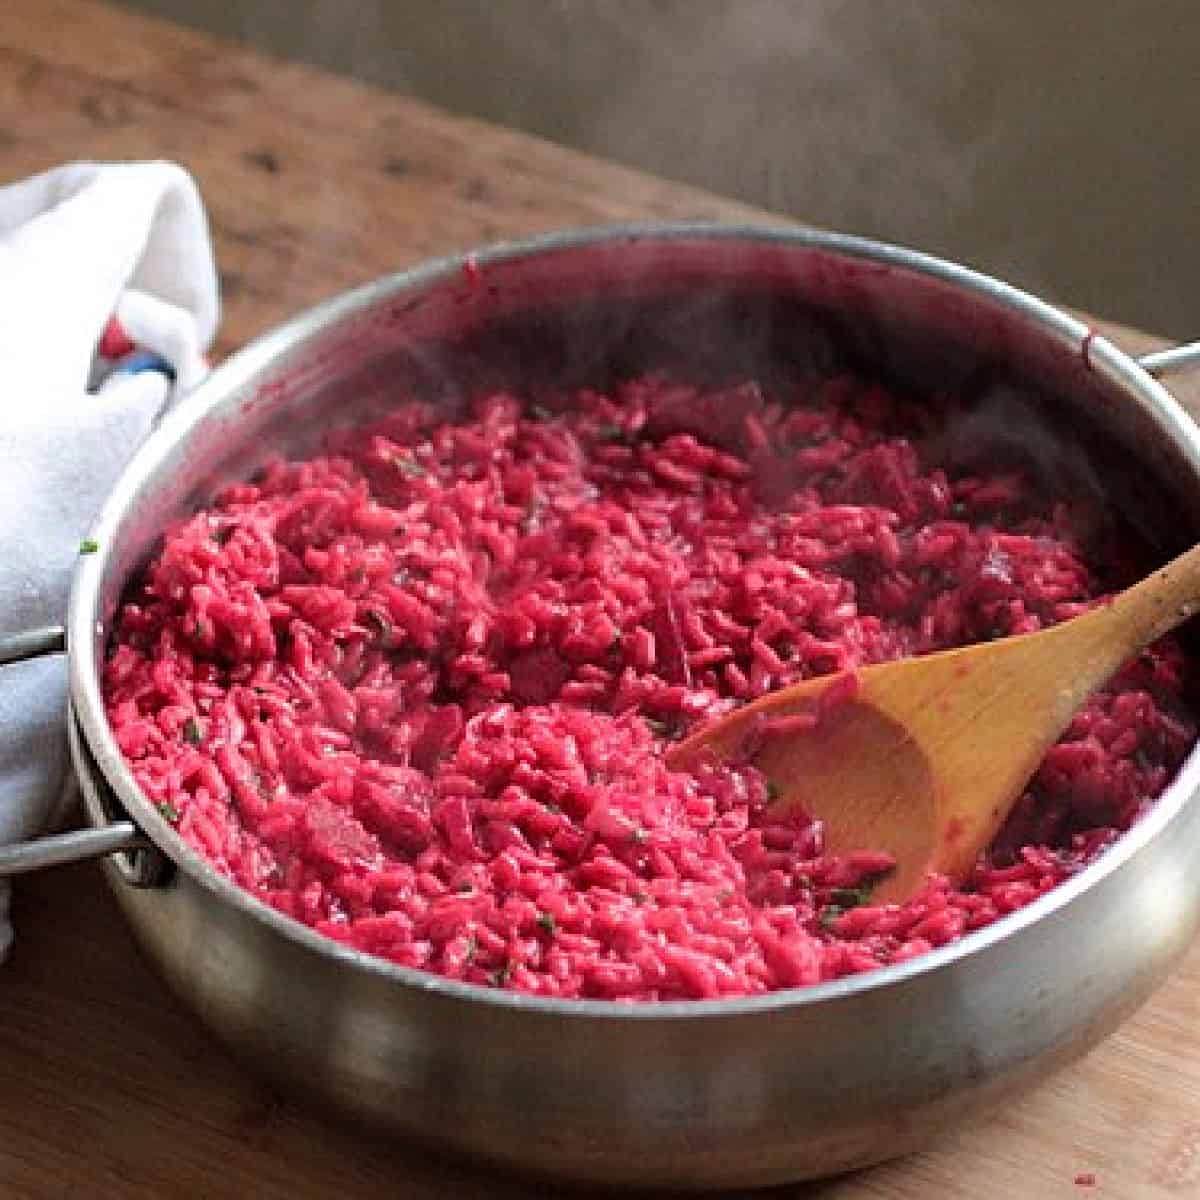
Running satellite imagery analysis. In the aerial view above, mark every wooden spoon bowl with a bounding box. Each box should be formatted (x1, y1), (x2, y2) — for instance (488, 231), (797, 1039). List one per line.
(668, 542), (1200, 904)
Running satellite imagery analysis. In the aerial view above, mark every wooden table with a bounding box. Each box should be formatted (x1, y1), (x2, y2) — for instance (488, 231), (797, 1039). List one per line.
(2, 3), (1199, 1196)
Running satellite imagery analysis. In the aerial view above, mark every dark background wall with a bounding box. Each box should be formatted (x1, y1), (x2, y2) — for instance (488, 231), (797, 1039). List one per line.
(119, 0), (1200, 338)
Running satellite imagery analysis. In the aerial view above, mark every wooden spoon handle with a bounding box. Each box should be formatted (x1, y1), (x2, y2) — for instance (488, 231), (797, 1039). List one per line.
(1049, 540), (1200, 710)
(1104, 540), (1200, 651)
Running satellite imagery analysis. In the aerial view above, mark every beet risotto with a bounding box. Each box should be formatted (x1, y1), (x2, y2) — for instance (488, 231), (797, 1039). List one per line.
(103, 372), (1197, 1000)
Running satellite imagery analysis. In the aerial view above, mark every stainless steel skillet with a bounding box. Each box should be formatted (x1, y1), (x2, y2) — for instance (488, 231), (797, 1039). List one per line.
(3, 225), (1200, 1189)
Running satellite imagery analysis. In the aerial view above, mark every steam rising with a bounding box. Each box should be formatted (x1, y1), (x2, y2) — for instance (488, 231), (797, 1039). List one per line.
(141, 0), (1199, 337)
(571, 4), (1047, 287)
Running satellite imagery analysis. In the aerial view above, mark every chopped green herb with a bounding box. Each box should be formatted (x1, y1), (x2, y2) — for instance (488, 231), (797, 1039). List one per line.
(830, 885), (874, 909)
(491, 962), (513, 987)
(349, 566), (366, 584)
(631, 890), (650, 906)
(596, 423), (625, 442)
(536, 912), (557, 935)
(78, 538), (99, 555)
(529, 403), (553, 421)
(192, 620), (204, 640)
(644, 716), (680, 740)
(211, 525), (234, 546)
(543, 800), (562, 815)
(455, 880), (474, 893)
(766, 780), (782, 802)
(519, 504), (543, 535)
(182, 717), (203, 745)
(465, 934), (478, 963)
(819, 905), (845, 930)
(394, 455), (427, 478)
(631, 826), (649, 845)
(364, 610), (392, 642)
(155, 801), (180, 823)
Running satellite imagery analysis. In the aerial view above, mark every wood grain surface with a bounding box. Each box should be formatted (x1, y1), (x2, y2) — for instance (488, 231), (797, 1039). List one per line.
(1, 3), (1198, 1197)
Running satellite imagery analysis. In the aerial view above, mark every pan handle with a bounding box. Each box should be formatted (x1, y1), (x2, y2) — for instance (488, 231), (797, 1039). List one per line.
(0, 823), (143, 877)
(1139, 341), (1200, 378)
(0, 624), (66, 666)
(0, 627), (169, 885)
(0, 625), (126, 876)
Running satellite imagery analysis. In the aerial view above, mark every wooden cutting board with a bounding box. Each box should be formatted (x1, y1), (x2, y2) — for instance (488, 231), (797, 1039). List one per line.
(1, 3), (1198, 1196)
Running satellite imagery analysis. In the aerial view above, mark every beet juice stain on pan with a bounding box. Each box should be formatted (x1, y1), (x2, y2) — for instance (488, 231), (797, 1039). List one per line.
(3, 225), (1200, 1189)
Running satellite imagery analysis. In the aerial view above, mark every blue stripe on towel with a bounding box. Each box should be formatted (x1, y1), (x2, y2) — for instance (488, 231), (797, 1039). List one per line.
(110, 350), (176, 381)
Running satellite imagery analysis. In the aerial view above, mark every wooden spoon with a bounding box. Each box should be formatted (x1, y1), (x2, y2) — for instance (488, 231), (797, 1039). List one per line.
(667, 542), (1200, 905)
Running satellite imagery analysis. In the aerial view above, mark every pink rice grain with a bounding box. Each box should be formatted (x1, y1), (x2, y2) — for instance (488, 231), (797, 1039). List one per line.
(103, 372), (1197, 1002)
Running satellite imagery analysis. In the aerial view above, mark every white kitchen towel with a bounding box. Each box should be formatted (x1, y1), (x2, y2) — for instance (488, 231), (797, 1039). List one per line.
(0, 161), (220, 958)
